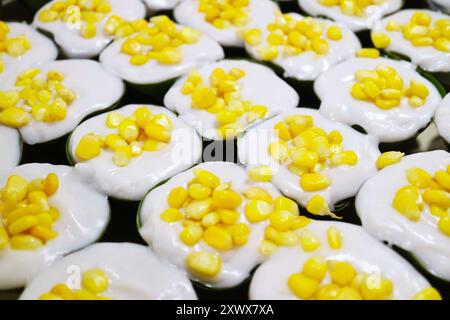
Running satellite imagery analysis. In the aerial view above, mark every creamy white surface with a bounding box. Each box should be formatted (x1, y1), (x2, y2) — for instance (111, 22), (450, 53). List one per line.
(0, 163), (110, 290)
(298, 0), (403, 32)
(1, 60), (124, 145)
(0, 125), (21, 172)
(19, 243), (197, 300)
(0, 22), (57, 85)
(244, 13), (361, 81)
(431, 0), (450, 11)
(373, 10), (450, 73)
(99, 30), (224, 85)
(139, 161), (283, 288)
(164, 59), (299, 140)
(32, 0), (146, 58)
(69, 104), (202, 201)
(356, 151), (450, 281)
(250, 220), (432, 300)
(174, 0), (279, 47)
(435, 93), (450, 144)
(237, 108), (380, 209)
(143, 0), (182, 11)
(316, 57), (442, 143)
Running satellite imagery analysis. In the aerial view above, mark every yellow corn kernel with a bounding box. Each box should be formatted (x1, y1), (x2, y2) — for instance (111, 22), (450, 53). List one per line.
(434, 37), (450, 52)
(306, 195), (331, 217)
(327, 130), (343, 144)
(188, 183), (212, 200)
(185, 198), (213, 220)
(8, 215), (39, 235)
(191, 86), (217, 109)
(121, 38), (142, 56)
(0, 107), (31, 127)
(407, 80), (429, 99)
(438, 214), (450, 236)
(82, 269), (109, 294)
(39, 9), (59, 22)
(301, 173), (331, 192)
(429, 204), (447, 217)
(29, 225), (57, 241)
(50, 284), (75, 300)
(0, 227), (9, 250)
(363, 80), (380, 99)
(217, 209), (239, 225)
(49, 207), (60, 221)
(393, 186), (423, 220)
(72, 289), (97, 300)
(265, 227), (298, 246)
(274, 196), (299, 215)
(327, 226), (343, 249)
(274, 121), (291, 141)
(435, 170), (450, 190)
(303, 256), (327, 281)
(243, 187), (273, 204)
(3, 175), (28, 203)
(201, 212), (220, 228)
(292, 216), (311, 230)
(143, 140), (167, 152)
(248, 165), (272, 182)
(299, 229), (321, 252)
(259, 239), (277, 256)
(161, 208), (184, 222)
(203, 226), (233, 250)
(269, 210), (294, 231)
(80, 22), (97, 39)
(218, 122), (244, 139)
(356, 48), (380, 58)
(76, 134), (102, 161)
(186, 251), (221, 277)
(144, 123), (171, 143)
(118, 118), (139, 142)
(104, 134), (127, 150)
(36, 213), (54, 228)
(406, 167), (432, 188)
(105, 112), (123, 129)
(289, 149), (319, 168)
(327, 25), (342, 40)
(212, 189), (243, 209)
(331, 150), (358, 166)
(316, 283), (340, 300)
(38, 293), (63, 300)
(43, 173), (59, 197)
(371, 32), (390, 48)
(10, 234), (43, 250)
(7, 207), (32, 225)
(5, 35), (30, 57)
(423, 189), (450, 207)
(351, 82), (368, 100)
(168, 187), (188, 208)
(360, 274), (393, 300)
(245, 199), (272, 223)
(288, 273), (320, 300)
(413, 287), (442, 300)
(258, 46), (279, 61)
(336, 287), (363, 300)
(329, 261), (356, 286)
(231, 223), (250, 246)
(180, 223), (203, 246)
(113, 146), (132, 167)
(311, 38), (329, 55)
(376, 151), (404, 170)
(193, 169), (220, 188)
(269, 140), (289, 162)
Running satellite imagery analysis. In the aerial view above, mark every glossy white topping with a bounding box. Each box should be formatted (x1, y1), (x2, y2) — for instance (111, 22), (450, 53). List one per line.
(436, 93), (450, 144)
(69, 104), (202, 201)
(356, 150), (450, 281)
(238, 108), (380, 208)
(298, 0), (402, 32)
(33, 0), (146, 58)
(250, 220), (432, 300)
(0, 125), (21, 172)
(0, 163), (110, 290)
(20, 243), (197, 300)
(143, 0), (182, 11)
(316, 57), (442, 143)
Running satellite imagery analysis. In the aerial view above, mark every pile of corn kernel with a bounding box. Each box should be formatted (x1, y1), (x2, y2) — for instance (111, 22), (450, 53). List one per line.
(318, 0), (385, 17)
(76, 106), (173, 167)
(39, 269), (110, 300)
(181, 67), (268, 139)
(351, 64), (430, 109)
(373, 11), (450, 52)
(120, 15), (201, 66)
(0, 21), (31, 74)
(0, 68), (76, 128)
(267, 114), (358, 217)
(243, 11), (343, 61)
(288, 256), (395, 300)
(392, 165), (450, 236)
(198, 0), (250, 29)
(160, 168), (309, 277)
(0, 173), (60, 251)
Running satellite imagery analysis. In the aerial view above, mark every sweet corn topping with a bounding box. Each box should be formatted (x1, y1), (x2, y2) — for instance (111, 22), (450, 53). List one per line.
(161, 168), (310, 273)
(351, 64), (429, 110)
(76, 106), (173, 166)
(392, 165), (450, 236)
(318, 0), (386, 17)
(383, 12), (450, 53)
(198, 0), (250, 30)
(181, 67), (268, 138)
(38, 268), (110, 300)
(0, 173), (60, 251)
(0, 68), (76, 128)
(268, 115), (358, 217)
(120, 15), (201, 66)
(244, 10), (344, 61)
(288, 256), (396, 300)
(0, 21), (31, 74)
(376, 151), (404, 170)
